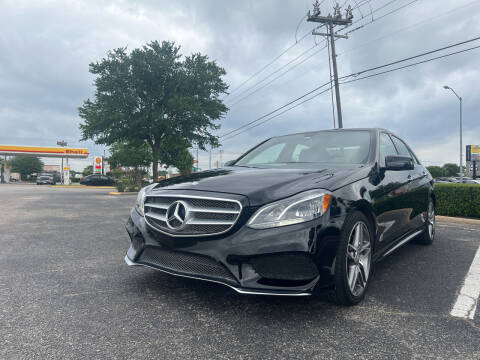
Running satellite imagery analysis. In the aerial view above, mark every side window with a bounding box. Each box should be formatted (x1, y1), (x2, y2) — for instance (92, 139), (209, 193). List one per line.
(391, 136), (412, 158)
(379, 133), (398, 161)
(247, 143), (286, 164)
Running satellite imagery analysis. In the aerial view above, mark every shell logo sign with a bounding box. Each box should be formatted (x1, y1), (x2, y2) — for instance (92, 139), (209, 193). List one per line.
(0, 145), (89, 158)
(94, 156), (103, 173)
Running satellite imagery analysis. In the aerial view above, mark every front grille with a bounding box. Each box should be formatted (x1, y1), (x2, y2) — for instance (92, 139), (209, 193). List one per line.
(144, 193), (242, 237)
(138, 246), (238, 285)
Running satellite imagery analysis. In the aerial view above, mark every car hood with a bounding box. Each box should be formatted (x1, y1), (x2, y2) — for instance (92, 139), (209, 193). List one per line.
(152, 166), (371, 206)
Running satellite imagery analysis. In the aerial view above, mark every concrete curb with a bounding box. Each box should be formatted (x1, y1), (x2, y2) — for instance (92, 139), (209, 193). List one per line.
(436, 215), (480, 225)
(109, 191), (138, 195)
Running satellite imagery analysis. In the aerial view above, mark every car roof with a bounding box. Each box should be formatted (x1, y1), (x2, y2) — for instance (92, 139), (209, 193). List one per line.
(271, 128), (391, 139)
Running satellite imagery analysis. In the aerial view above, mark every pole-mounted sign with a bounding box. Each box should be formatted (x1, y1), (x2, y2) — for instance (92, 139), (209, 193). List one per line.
(466, 145), (480, 180)
(94, 156), (103, 173)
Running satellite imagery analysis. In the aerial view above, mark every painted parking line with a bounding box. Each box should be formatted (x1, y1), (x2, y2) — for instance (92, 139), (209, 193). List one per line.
(450, 244), (480, 319)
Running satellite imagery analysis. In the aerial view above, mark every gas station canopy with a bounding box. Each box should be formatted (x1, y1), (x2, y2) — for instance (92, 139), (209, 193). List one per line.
(0, 145), (89, 159)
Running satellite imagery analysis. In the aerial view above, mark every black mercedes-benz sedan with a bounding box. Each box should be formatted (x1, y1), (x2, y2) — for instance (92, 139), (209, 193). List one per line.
(125, 128), (435, 305)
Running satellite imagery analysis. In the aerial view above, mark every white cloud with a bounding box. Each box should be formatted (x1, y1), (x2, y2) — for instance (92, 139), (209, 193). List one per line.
(1, 0), (480, 172)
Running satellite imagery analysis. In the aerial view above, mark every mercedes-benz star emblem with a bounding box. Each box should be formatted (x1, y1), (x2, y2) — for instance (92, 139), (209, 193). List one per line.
(165, 201), (189, 230)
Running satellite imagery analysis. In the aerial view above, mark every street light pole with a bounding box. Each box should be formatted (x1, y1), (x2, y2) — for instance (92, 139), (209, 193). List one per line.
(443, 86), (463, 183)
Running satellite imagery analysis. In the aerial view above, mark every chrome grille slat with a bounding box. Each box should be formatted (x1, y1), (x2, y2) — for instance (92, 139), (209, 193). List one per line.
(145, 212), (167, 222)
(145, 203), (169, 210)
(144, 193), (243, 237)
(189, 207), (240, 214)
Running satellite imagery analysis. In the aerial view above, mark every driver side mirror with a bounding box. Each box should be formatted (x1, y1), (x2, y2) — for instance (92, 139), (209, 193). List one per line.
(384, 155), (414, 171)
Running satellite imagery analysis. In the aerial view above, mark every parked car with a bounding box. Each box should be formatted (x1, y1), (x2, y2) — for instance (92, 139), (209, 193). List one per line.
(124, 128), (434, 306)
(36, 175), (55, 185)
(434, 177), (456, 183)
(80, 174), (116, 186)
(9, 177), (19, 183)
(459, 179), (480, 184)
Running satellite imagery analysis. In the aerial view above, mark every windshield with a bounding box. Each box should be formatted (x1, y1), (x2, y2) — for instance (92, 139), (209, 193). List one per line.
(234, 131), (372, 168)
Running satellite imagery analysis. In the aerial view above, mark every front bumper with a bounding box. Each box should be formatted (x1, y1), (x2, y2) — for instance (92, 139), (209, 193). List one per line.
(125, 202), (342, 296)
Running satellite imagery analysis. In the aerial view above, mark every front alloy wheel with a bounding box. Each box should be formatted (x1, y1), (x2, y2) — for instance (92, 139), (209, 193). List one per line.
(332, 211), (373, 306)
(346, 222), (372, 297)
(415, 198), (435, 245)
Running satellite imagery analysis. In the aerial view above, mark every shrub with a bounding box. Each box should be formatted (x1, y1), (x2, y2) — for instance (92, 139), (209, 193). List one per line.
(116, 181), (126, 192)
(434, 183), (480, 218)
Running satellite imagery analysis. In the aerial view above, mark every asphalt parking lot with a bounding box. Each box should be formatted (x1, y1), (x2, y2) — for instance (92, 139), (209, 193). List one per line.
(1, 185), (480, 359)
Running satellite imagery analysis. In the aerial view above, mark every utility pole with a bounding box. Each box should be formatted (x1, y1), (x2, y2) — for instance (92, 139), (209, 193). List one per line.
(307, 1), (353, 128)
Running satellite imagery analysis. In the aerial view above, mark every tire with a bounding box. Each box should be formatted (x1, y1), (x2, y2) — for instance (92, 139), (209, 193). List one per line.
(414, 198), (435, 245)
(331, 211), (374, 306)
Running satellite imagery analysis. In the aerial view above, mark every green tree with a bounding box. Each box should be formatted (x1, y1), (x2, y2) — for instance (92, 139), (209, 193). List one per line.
(108, 141), (152, 169)
(443, 163), (460, 177)
(8, 156), (44, 180)
(79, 40), (228, 179)
(173, 148), (194, 175)
(426, 166), (444, 178)
(82, 165), (93, 177)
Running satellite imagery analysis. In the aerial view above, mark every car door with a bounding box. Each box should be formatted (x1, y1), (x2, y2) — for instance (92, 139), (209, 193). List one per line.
(371, 132), (413, 251)
(391, 135), (429, 232)
(89, 175), (99, 185)
(100, 175), (110, 186)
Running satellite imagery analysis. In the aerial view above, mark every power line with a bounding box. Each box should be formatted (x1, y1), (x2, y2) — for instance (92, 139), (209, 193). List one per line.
(343, 0), (420, 36)
(226, 43), (321, 105)
(227, 42), (328, 107)
(219, 80), (332, 138)
(224, 24), (323, 99)
(340, 42), (480, 85)
(222, 87), (333, 142)
(340, 35), (480, 80)
(338, 0), (480, 56)
(220, 35), (480, 141)
(223, 0), (375, 100)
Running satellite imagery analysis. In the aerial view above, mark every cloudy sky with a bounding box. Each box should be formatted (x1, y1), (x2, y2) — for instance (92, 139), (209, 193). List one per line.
(1, 0), (480, 171)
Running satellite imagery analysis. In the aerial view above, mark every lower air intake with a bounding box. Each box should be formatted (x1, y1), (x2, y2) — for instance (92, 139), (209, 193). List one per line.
(138, 246), (238, 285)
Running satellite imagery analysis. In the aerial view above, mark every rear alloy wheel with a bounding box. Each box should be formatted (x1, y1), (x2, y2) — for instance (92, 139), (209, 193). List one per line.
(332, 211), (373, 305)
(415, 198), (435, 245)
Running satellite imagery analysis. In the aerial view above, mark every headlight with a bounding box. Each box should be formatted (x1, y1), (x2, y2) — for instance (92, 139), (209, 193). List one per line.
(247, 190), (331, 229)
(135, 185), (154, 216)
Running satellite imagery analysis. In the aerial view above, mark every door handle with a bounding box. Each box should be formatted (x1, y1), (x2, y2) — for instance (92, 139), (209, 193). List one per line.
(407, 175), (413, 182)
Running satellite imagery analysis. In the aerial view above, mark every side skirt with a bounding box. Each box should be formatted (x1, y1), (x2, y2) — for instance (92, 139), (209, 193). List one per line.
(381, 229), (424, 258)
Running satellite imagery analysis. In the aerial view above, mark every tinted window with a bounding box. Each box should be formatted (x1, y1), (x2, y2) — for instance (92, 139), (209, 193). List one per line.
(236, 131), (372, 168)
(246, 143), (286, 165)
(391, 136), (412, 158)
(379, 133), (398, 159)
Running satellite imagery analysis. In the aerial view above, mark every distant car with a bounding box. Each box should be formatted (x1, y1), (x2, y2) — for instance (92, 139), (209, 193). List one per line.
(80, 174), (116, 186)
(460, 179), (480, 184)
(37, 175), (55, 185)
(435, 177), (456, 183)
(9, 177), (19, 183)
